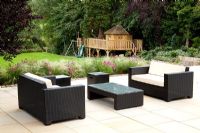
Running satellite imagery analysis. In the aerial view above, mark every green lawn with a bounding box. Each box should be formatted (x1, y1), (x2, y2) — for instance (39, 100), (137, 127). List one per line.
(0, 52), (79, 69)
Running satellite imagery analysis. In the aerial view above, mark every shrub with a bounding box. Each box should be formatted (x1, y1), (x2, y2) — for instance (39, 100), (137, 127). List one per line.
(139, 50), (154, 60)
(78, 58), (97, 76)
(93, 58), (115, 74)
(0, 69), (7, 85)
(192, 37), (200, 48)
(6, 64), (23, 84)
(113, 57), (138, 73)
(139, 46), (199, 62)
(187, 47), (199, 57)
(38, 61), (53, 75)
(65, 62), (78, 77)
(0, 57), (147, 85)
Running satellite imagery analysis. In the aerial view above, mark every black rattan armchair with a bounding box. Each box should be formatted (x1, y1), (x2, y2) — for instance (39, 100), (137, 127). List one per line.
(128, 66), (193, 102)
(18, 74), (85, 125)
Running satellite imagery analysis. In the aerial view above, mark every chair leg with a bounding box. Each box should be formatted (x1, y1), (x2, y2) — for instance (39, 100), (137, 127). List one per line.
(44, 121), (52, 126)
(165, 98), (171, 102)
(78, 115), (85, 119)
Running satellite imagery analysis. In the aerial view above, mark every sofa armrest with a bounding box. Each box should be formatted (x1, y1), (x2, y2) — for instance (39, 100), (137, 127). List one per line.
(43, 75), (56, 85)
(128, 66), (149, 80)
(43, 85), (85, 121)
(164, 71), (193, 99)
(128, 66), (149, 86)
(44, 85), (85, 103)
(129, 66), (149, 75)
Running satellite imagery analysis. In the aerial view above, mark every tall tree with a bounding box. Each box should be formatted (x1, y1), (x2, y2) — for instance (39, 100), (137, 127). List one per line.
(81, 0), (111, 38)
(109, 0), (126, 25)
(30, 0), (84, 54)
(162, 0), (199, 47)
(177, 3), (200, 47)
(122, 0), (167, 49)
(0, 0), (32, 60)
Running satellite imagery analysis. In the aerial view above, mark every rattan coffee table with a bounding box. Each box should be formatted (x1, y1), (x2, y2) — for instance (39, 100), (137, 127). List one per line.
(88, 83), (143, 110)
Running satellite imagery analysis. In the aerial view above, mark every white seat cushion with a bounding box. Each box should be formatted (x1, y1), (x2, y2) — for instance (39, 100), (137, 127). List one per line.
(24, 73), (52, 88)
(149, 60), (186, 76)
(51, 85), (60, 88)
(132, 74), (164, 87)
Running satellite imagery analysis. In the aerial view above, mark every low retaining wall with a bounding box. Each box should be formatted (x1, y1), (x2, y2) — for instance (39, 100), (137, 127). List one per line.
(179, 56), (200, 66)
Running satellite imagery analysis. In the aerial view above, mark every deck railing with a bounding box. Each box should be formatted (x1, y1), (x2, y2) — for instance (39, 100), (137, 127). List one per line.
(77, 38), (143, 54)
(106, 40), (133, 50)
(87, 38), (107, 49)
(78, 38), (133, 50)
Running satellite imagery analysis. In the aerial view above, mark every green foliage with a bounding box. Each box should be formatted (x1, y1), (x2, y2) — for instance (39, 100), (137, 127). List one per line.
(139, 46), (200, 62)
(187, 47), (199, 57)
(0, 69), (7, 85)
(80, 58), (98, 75)
(113, 58), (138, 73)
(0, 55), (147, 85)
(139, 47), (163, 60)
(29, 0), (84, 54)
(0, 0), (32, 60)
(118, 1), (166, 49)
(162, 0), (200, 47)
(0, 52), (76, 69)
(18, 24), (46, 53)
(25, 0), (200, 54)
(192, 37), (200, 48)
(28, 0), (129, 54)
(81, 0), (111, 37)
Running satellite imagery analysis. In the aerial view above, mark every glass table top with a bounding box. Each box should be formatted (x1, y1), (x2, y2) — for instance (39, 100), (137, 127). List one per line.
(89, 83), (143, 95)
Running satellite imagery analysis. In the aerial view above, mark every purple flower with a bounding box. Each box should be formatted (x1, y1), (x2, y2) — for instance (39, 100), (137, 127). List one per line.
(42, 62), (52, 75)
(65, 62), (76, 76)
(102, 61), (116, 70)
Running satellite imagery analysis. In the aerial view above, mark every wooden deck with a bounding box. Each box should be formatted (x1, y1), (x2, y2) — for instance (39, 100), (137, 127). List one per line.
(77, 38), (142, 57)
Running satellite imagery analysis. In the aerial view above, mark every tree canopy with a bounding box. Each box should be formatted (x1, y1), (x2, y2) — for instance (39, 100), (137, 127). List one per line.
(31, 0), (199, 52)
(3, 0), (199, 55)
(0, 0), (32, 60)
(29, 0), (84, 54)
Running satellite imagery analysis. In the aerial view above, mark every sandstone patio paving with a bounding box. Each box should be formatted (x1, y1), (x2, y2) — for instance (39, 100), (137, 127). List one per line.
(0, 66), (200, 133)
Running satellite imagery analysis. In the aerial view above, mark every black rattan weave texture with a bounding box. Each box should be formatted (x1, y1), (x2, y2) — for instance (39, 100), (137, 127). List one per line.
(128, 66), (193, 101)
(18, 75), (85, 125)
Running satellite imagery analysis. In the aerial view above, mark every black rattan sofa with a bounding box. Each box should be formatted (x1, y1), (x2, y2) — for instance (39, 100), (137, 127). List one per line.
(18, 73), (85, 125)
(128, 61), (193, 102)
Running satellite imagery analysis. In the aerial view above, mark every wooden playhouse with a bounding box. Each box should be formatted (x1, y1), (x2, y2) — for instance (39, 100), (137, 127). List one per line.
(77, 25), (143, 57)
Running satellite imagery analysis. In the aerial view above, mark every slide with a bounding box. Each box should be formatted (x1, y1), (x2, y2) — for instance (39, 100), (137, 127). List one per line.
(77, 44), (84, 58)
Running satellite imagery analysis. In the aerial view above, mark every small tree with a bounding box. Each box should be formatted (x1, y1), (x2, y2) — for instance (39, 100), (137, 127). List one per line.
(0, 0), (31, 60)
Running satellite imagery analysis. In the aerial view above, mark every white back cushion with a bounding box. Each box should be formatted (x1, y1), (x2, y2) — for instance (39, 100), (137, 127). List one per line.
(132, 74), (164, 87)
(24, 73), (52, 88)
(149, 60), (186, 76)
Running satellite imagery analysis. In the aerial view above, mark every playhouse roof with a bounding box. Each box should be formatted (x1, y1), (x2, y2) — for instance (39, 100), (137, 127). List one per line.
(104, 25), (129, 35)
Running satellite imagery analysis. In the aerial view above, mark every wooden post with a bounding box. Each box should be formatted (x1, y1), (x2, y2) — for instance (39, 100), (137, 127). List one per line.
(96, 49), (100, 57)
(88, 48), (91, 57)
(106, 50), (110, 57)
(86, 48), (88, 57)
(132, 47), (136, 56)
